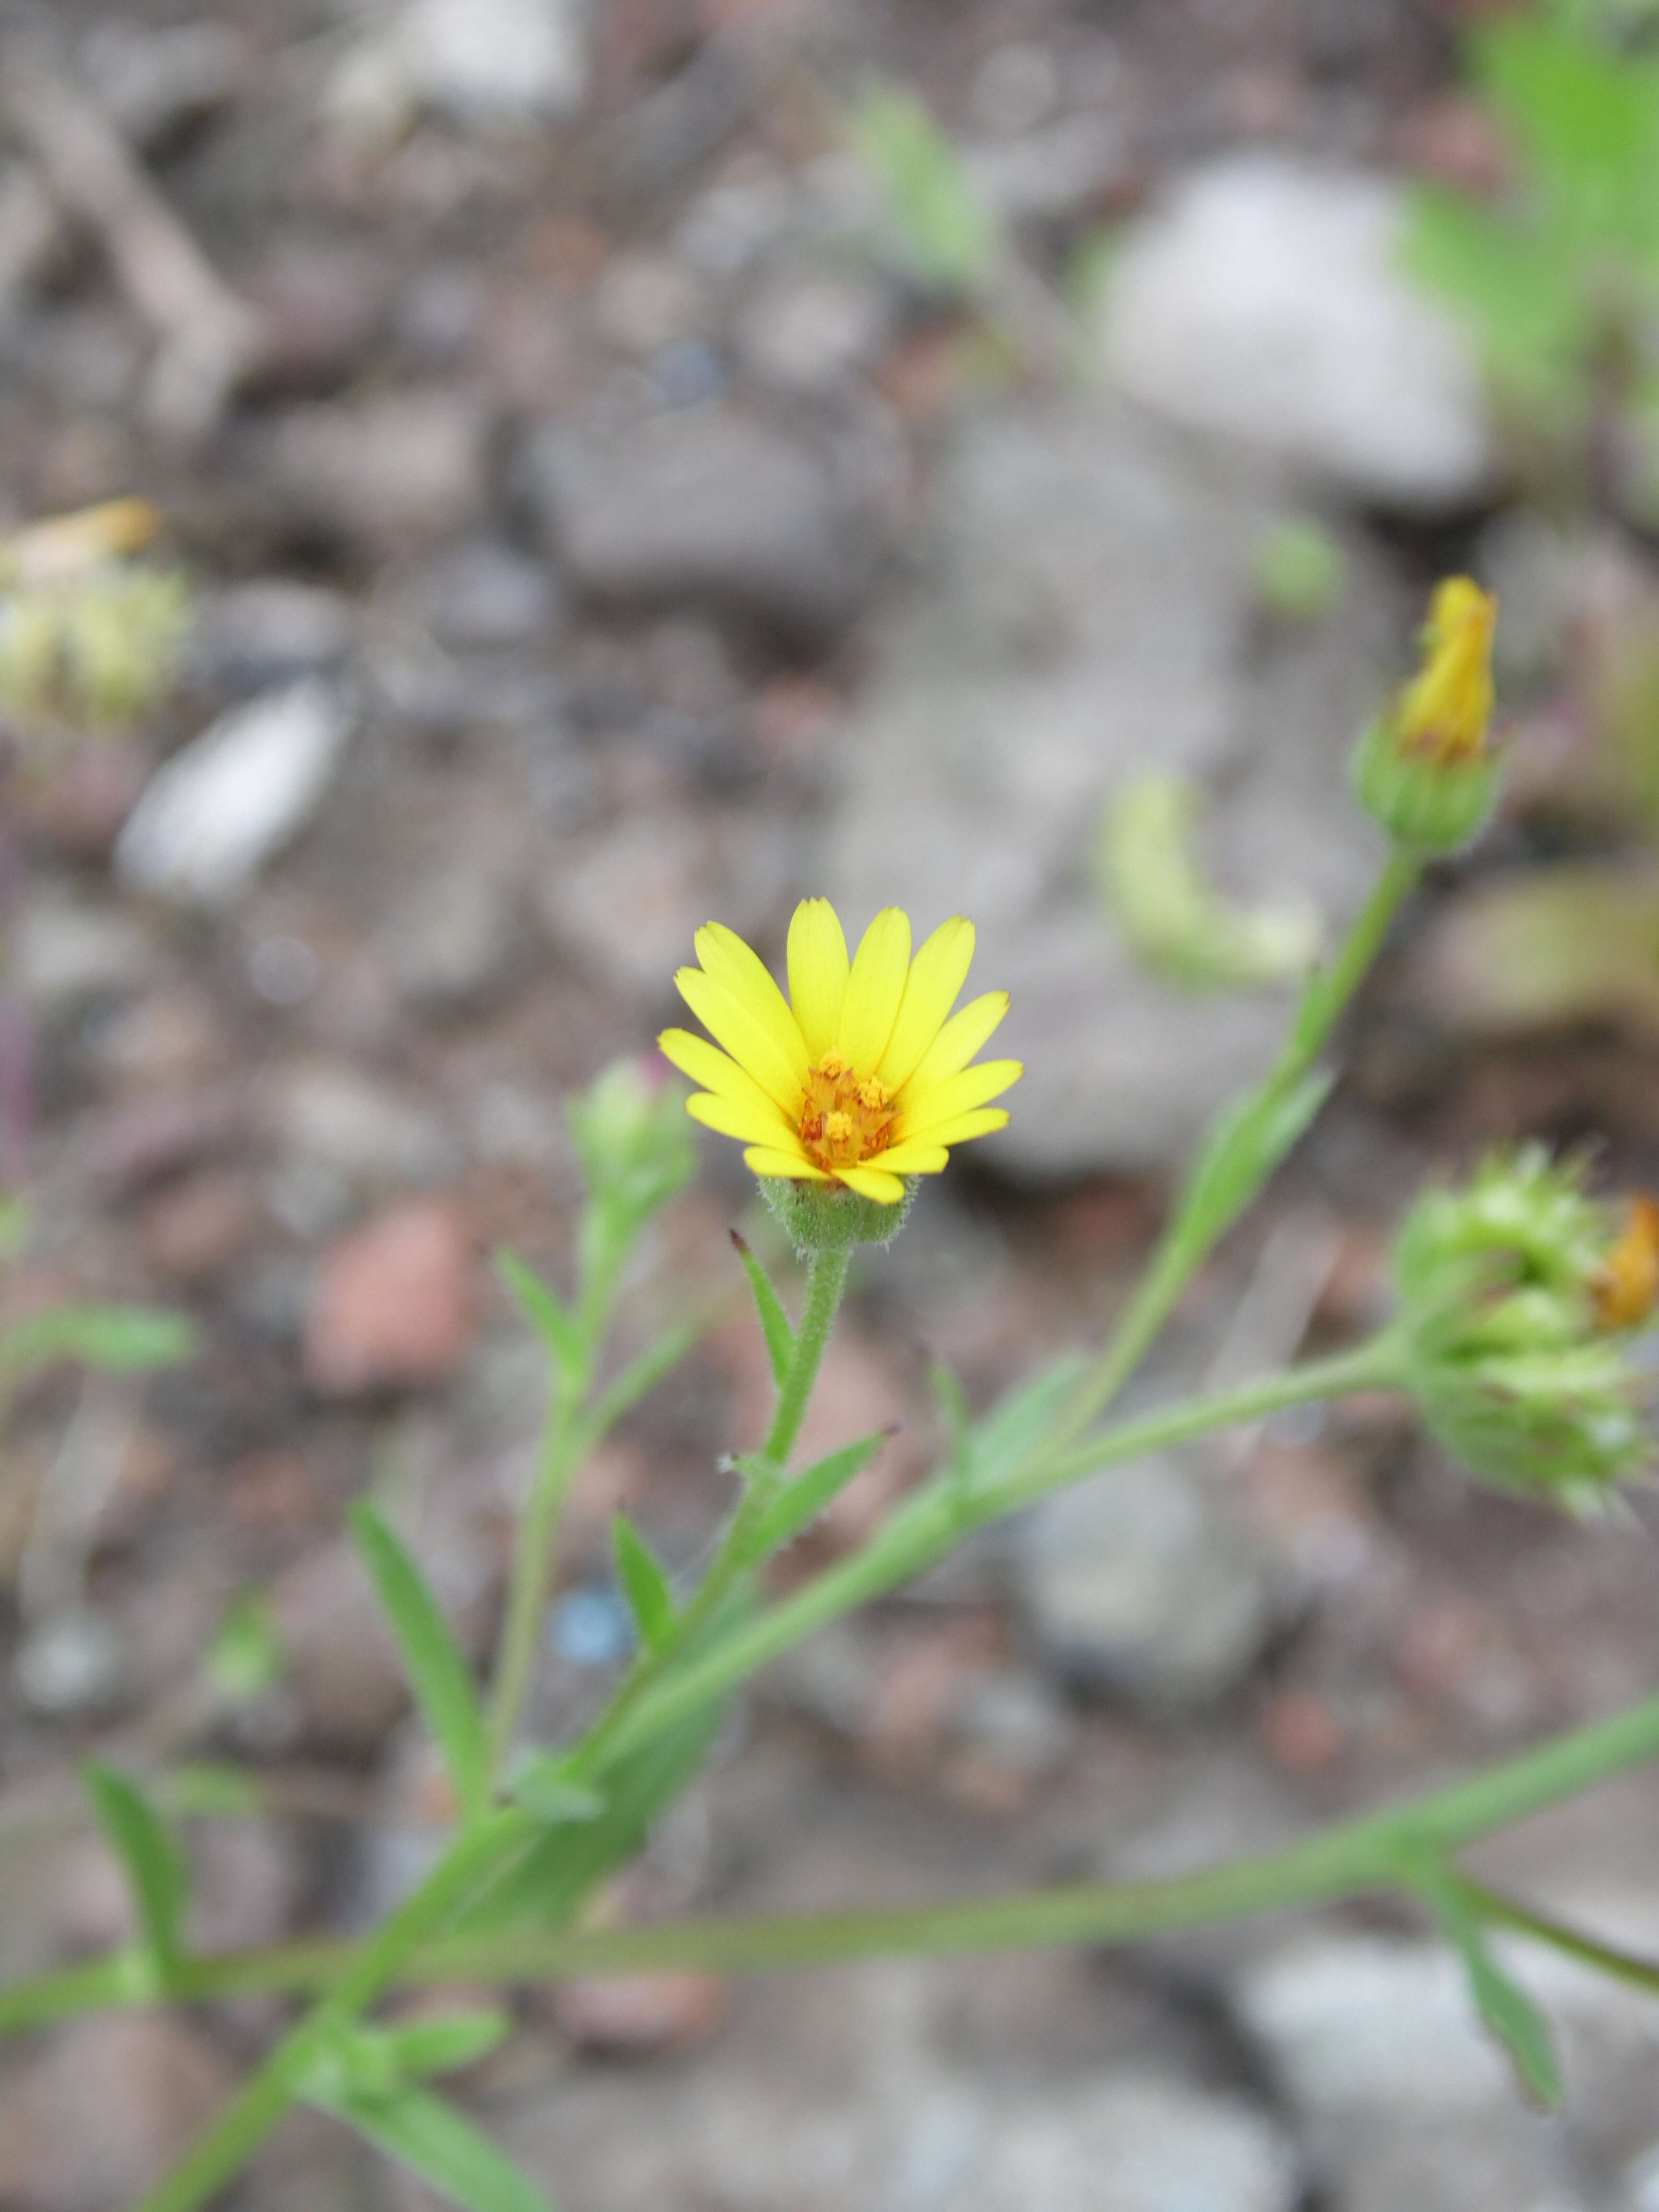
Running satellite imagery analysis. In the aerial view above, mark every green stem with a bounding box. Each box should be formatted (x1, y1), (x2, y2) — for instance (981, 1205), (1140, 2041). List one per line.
(570, 1244), (852, 1775)
(760, 1244), (851, 1471)
(588, 1338), (1400, 1779)
(1059, 846), (1422, 1443)
(130, 1807), (531, 2212)
(10, 1688), (1659, 2033)
(484, 1394), (581, 1777)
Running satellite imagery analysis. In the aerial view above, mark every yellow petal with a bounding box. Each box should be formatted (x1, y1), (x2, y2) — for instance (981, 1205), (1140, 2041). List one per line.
(896, 1059), (1022, 1139)
(906, 1106), (1008, 1148)
(786, 898), (850, 1062)
(902, 991), (1009, 1096)
(676, 967), (805, 1116)
(838, 907), (911, 1073)
(836, 1165), (905, 1203)
(869, 1139), (948, 1174)
(693, 922), (809, 1070)
(658, 1028), (795, 1137)
(687, 1091), (802, 1150)
(878, 916), (975, 1091)
(744, 1145), (830, 1181)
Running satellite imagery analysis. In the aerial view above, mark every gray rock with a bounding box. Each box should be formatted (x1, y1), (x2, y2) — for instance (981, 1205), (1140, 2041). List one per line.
(824, 398), (1396, 1178)
(1098, 155), (1494, 510)
(383, 864), (520, 1010)
(1234, 1934), (1608, 2212)
(411, 538), (557, 649)
(191, 580), (356, 693)
(527, 410), (881, 642)
(498, 1957), (1298, 2212)
(325, 0), (588, 140)
(1016, 1452), (1289, 1710)
(12, 1606), (128, 1716)
(540, 805), (798, 1002)
(114, 681), (355, 908)
(261, 1060), (460, 1195)
(16, 894), (158, 1013)
(736, 271), (892, 393)
(271, 388), (489, 552)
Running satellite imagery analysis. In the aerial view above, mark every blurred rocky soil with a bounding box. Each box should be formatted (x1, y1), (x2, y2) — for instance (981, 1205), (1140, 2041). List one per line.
(4, 1), (1659, 2208)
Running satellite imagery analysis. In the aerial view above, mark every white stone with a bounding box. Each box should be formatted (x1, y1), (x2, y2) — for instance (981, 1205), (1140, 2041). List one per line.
(1099, 155), (1494, 509)
(115, 681), (354, 907)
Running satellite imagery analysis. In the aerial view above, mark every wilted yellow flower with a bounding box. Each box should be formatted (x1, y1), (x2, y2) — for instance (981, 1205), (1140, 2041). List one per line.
(1593, 1193), (1659, 1332)
(1396, 576), (1497, 765)
(659, 901), (1020, 1205)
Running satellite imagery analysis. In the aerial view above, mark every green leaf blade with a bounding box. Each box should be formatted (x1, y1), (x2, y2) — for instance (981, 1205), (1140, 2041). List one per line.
(348, 1502), (490, 1826)
(82, 1761), (187, 1977)
(730, 1231), (793, 1388)
(750, 1430), (891, 1556)
(611, 1514), (675, 1653)
(0, 1304), (193, 1378)
(315, 2082), (557, 2212)
(1411, 1859), (1564, 2110)
(495, 1251), (581, 1380)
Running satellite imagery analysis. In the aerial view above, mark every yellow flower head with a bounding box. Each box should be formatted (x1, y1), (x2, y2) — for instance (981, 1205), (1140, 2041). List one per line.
(1396, 576), (1497, 765)
(1593, 1193), (1659, 1333)
(659, 901), (1021, 1206)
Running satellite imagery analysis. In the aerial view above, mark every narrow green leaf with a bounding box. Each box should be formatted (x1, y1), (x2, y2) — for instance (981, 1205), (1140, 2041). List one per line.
(1412, 1859), (1563, 2109)
(586, 1321), (700, 1437)
(348, 1502), (490, 1825)
(82, 1762), (187, 1976)
(154, 1762), (264, 1818)
(750, 1430), (891, 1555)
(730, 1230), (793, 1388)
(382, 2010), (513, 2080)
(0, 1304), (193, 1378)
(506, 1755), (606, 1827)
(961, 1355), (1088, 1491)
(202, 1591), (286, 1703)
(0, 1194), (28, 1264)
(928, 1362), (973, 1483)
(314, 2081), (558, 2212)
(612, 1514), (674, 1652)
(495, 1251), (581, 1379)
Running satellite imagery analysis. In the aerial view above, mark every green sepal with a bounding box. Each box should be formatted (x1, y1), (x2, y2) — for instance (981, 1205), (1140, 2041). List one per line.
(1351, 713), (1501, 856)
(760, 1175), (917, 1256)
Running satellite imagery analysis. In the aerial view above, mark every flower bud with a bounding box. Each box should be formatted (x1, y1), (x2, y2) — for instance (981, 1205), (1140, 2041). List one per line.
(568, 1058), (696, 1224)
(1392, 1147), (1657, 1502)
(1352, 577), (1501, 854)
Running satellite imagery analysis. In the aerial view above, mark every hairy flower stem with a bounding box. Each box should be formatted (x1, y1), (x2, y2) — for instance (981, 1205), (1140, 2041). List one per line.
(1054, 846), (1423, 1447)
(12, 1686), (1659, 2032)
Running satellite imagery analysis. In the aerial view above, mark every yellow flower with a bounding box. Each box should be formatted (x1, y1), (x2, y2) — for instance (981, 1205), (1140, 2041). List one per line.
(1593, 1193), (1659, 1332)
(1395, 576), (1497, 764)
(658, 900), (1021, 1205)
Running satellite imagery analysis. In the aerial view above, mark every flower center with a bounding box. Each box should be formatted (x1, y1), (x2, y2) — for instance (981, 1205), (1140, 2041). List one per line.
(798, 1053), (894, 1171)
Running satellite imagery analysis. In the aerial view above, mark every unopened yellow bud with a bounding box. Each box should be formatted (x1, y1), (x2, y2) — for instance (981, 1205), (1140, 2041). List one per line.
(1352, 577), (1502, 854)
(1396, 577), (1497, 765)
